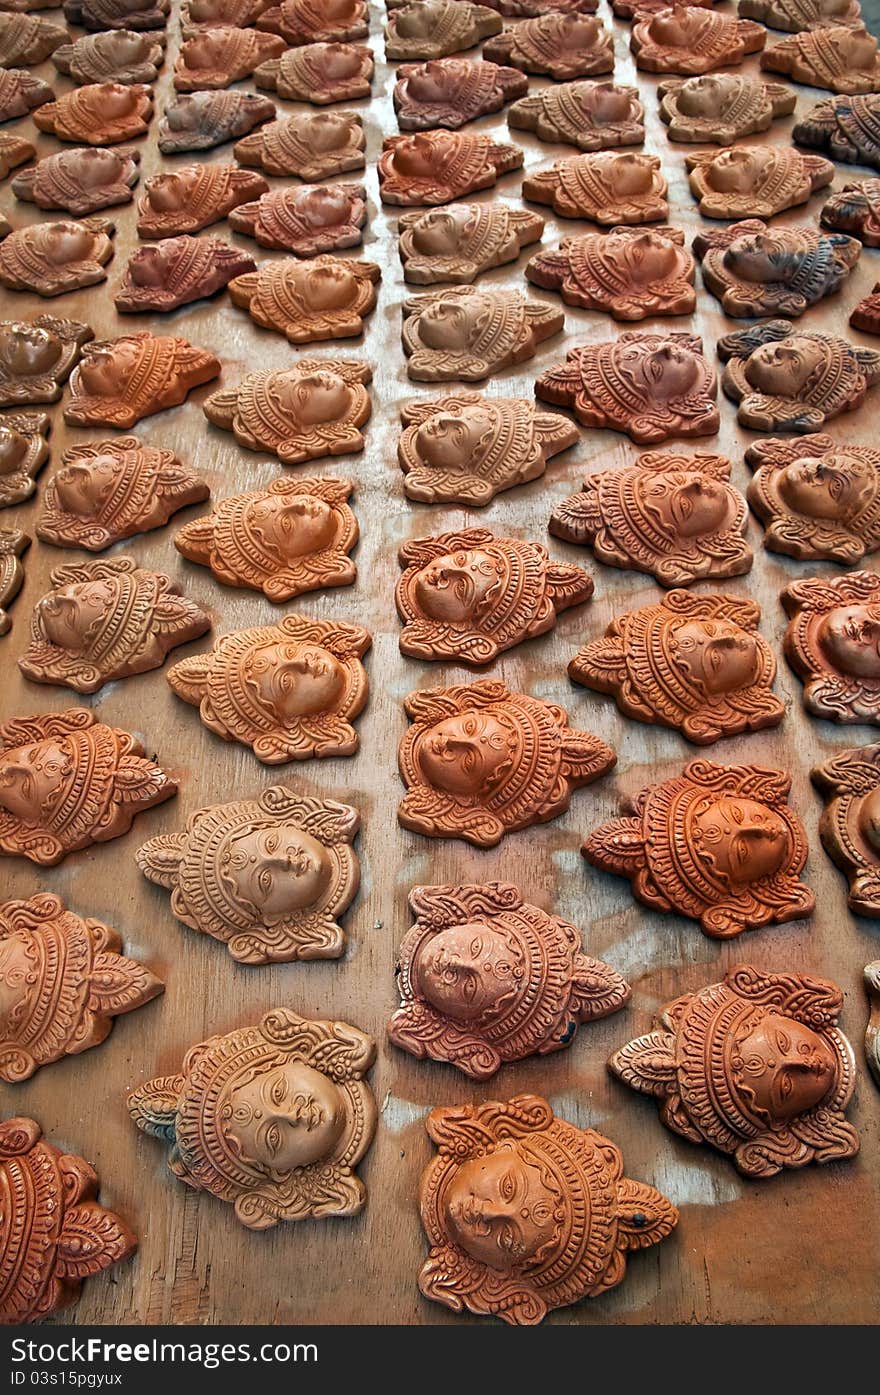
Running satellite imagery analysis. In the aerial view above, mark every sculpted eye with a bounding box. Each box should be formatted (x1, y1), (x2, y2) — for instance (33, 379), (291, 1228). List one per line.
(776, 1030), (791, 1055)
(469, 937), (482, 957)
(263, 1123), (282, 1158)
(258, 869), (273, 896)
(499, 1170), (516, 1203)
(269, 1074), (287, 1107)
(779, 1071), (793, 1101)
(264, 831), (279, 855)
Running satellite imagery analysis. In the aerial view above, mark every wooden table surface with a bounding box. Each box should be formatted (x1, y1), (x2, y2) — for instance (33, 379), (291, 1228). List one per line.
(2, 0), (879, 1328)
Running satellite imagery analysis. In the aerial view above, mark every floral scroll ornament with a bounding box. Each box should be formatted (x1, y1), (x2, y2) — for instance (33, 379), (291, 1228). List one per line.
(129, 1008), (377, 1230)
(610, 965), (859, 1177)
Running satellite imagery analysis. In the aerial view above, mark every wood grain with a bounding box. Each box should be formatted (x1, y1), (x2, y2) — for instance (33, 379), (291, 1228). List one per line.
(1, 0), (878, 1326)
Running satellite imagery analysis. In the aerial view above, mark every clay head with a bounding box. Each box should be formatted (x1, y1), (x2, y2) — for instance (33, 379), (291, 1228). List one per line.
(622, 340), (701, 401)
(37, 224), (96, 267)
(297, 187), (352, 228)
(298, 262), (358, 311)
(707, 148), (772, 195)
(0, 427), (27, 475)
(407, 60), (454, 103)
(608, 152), (653, 196)
(53, 457), (118, 514)
(78, 148), (129, 189)
(584, 82), (633, 121)
(219, 824), (332, 924)
(417, 298), (481, 351)
(0, 932), (30, 1022)
(78, 341), (140, 397)
(413, 549), (502, 624)
(649, 7), (697, 46)
(410, 920), (522, 1023)
(243, 641), (346, 719)
(417, 710), (517, 797)
(128, 244), (176, 288)
(677, 74), (730, 118)
(415, 409), (488, 470)
(391, 134), (437, 177)
(778, 453), (873, 521)
(243, 493), (335, 560)
(319, 44), (361, 79)
(147, 171), (195, 214)
(0, 739), (71, 823)
(306, 113), (351, 153)
(671, 620), (760, 697)
(819, 604), (880, 678)
(224, 1059), (346, 1171)
(444, 1141), (561, 1270)
(410, 206), (472, 257)
(396, 5), (439, 38)
(34, 576), (121, 654)
(638, 472), (731, 537)
(732, 1012), (837, 1125)
(283, 370), (352, 427)
(184, 32), (229, 66)
(693, 796), (789, 887)
(0, 325), (61, 377)
(166, 96), (201, 132)
(744, 337), (825, 396)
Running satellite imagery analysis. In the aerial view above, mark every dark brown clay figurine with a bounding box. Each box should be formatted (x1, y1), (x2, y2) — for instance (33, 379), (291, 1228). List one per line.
(204, 359), (372, 464)
(130, 1011), (376, 1228)
(0, 218), (115, 298)
(0, 1118), (137, 1324)
(174, 28), (285, 91)
(52, 28), (164, 85)
(378, 131), (522, 206)
(782, 570), (880, 723)
(611, 967), (858, 1174)
(38, 437), (209, 552)
(385, 0), (502, 60)
(402, 287), (562, 383)
(158, 91), (275, 155)
(659, 73), (796, 142)
(745, 433), (880, 564)
(256, 0), (368, 45)
(686, 147), (834, 220)
(229, 184), (367, 255)
(167, 614), (370, 764)
(631, 7), (765, 74)
(483, 14), (614, 78)
(0, 316), (92, 408)
(693, 219), (860, 318)
(34, 84), (153, 145)
(536, 334), (718, 444)
(794, 93), (880, 169)
(175, 476), (358, 602)
(399, 391), (578, 505)
(396, 528), (593, 665)
(235, 111), (364, 180)
(719, 320), (880, 431)
(821, 178), (880, 246)
(570, 590), (782, 744)
(549, 452), (751, 586)
(585, 761), (813, 937)
(0, 69), (54, 124)
(850, 282), (880, 333)
(12, 147), (141, 216)
(418, 1096), (677, 1325)
(394, 57), (527, 130)
(527, 226), (695, 320)
(398, 679), (615, 847)
(0, 527), (27, 635)
(254, 42), (373, 103)
(761, 24), (880, 92)
(0, 410), (49, 509)
(65, 0), (170, 29)
(64, 332), (221, 429)
(813, 744), (880, 915)
(19, 557), (210, 694)
(0, 893), (162, 1082)
(136, 165), (268, 238)
(115, 236), (256, 313)
(389, 883), (630, 1079)
(0, 14), (67, 67)
(508, 80), (645, 152)
(0, 708), (176, 865)
(523, 152), (668, 225)
(399, 203), (544, 284)
(137, 789), (360, 964)
(228, 256), (380, 344)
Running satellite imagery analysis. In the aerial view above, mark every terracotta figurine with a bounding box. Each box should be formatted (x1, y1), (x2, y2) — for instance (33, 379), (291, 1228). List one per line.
(527, 226), (696, 320)
(0, 218), (116, 298)
(378, 131), (523, 206)
(203, 359), (372, 465)
(234, 112), (365, 181)
(401, 286), (563, 383)
(692, 218), (860, 318)
(12, 147), (141, 217)
(228, 256), (380, 343)
(685, 147), (834, 219)
(398, 203), (544, 285)
(658, 74), (796, 143)
(0, 410), (49, 509)
(482, 14), (614, 79)
(523, 151), (668, 224)
(813, 744), (880, 915)
(782, 570), (880, 724)
(745, 433), (880, 564)
(229, 184), (367, 255)
(508, 81), (645, 152)
(158, 91), (276, 155)
(115, 236), (255, 313)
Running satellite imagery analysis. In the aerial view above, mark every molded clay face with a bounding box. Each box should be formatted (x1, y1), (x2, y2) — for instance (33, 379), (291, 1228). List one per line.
(411, 921), (517, 1021)
(0, 739), (74, 823)
(651, 476), (728, 535)
(226, 1060), (346, 1170)
(251, 495), (334, 559)
(483, 13), (613, 79)
(413, 550), (499, 623)
(35, 84), (152, 144)
(782, 573), (880, 722)
(709, 149), (771, 194)
(379, 131), (522, 205)
(37, 576), (120, 651)
(54, 459), (115, 515)
(0, 429), (28, 474)
(693, 796), (789, 886)
(416, 412), (484, 469)
(419, 711), (516, 797)
(0, 325), (61, 378)
(780, 455), (874, 518)
(175, 29), (285, 90)
(673, 620), (760, 696)
(12, 148), (141, 217)
(819, 605), (880, 677)
(628, 341), (698, 399)
(445, 1144), (558, 1268)
(744, 337), (825, 395)
(0, 413), (51, 508)
(247, 642), (346, 719)
(733, 1013), (836, 1124)
(680, 73), (731, 116)
(508, 79), (645, 151)
(222, 825), (330, 922)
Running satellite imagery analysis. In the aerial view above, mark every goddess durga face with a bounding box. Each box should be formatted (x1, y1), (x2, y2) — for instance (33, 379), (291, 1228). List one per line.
(147, 171), (199, 214)
(583, 82), (633, 121)
(219, 824), (331, 923)
(184, 32), (233, 66)
(706, 149), (773, 195)
(78, 341), (142, 398)
(693, 796), (789, 887)
(418, 710), (516, 797)
(304, 114), (354, 152)
(0, 738), (73, 823)
(778, 453), (873, 521)
(36, 576), (122, 653)
(34, 223), (97, 267)
(416, 299), (483, 352)
(225, 1060), (346, 1172)
(390, 135), (443, 178)
(0, 324), (62, 377)
(637, 473), (730, 537)
(671, 619), (760, 696)
(615, 231), (679, 284)
(129, 244), (182, 288)
(411, 921), (520, 1022)
(726, 233), (798, 286)
(297, 187), (354, 227)
(99, 85), (139, 118)
(411, 207), (473, 257)
(732, 1012), (837, 1124)
(677, 74), (736, 119)
(819, 604), (880, 678)
(650, 9), (701, 45)
(245, 494), (335, 560)
(744, 337), (825, 397)
(0, 426), (28, 474)
(244, 640), (346, 719)
(605, 153), (653, 196)
(444, 1142), (560, 1270)
(413, 549), (502, 624)
(76, 148), (129, 189)
(53, 457), (120, 515)
(618, 341), (701, 403)
(275, 370), (352, 427)
(294, 262), (358, 312)
(407, 60), (458, 103)
(415, 410), (490, 470)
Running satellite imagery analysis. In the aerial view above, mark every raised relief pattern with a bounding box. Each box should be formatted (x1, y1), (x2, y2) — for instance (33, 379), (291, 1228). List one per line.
(229, 256), (380, 343)
(685, 147), (834, 219)
(158, 91), (276, 155)
(745, 433), (880, 563)
(659, 74), (796, 143)
(34, 83), (153, 145)
(52, 29), (164, 85)
(12, 148), (141, 217)
(203, 358), (371, 464)
(394, 58), (527, 130)
(483, 14), (614, 78)
(235, 112), (364, 181)
(0, 218), (115, 298)
(508, 81), (645, 152)
(821, 178), (880, 246)
(631, 7), (766, 73)
(116, 236), (256, 313)
(402, 287), (562, 382)
(794, 93), (880, 169)
(527, 226), (695, 320)
(0, 411), (49, 509)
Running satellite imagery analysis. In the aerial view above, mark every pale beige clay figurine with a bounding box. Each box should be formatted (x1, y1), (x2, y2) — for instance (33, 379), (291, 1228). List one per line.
(658, 74), (796, 143)
(398, 203), (545, 285)
(508, 81), (645, 152)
